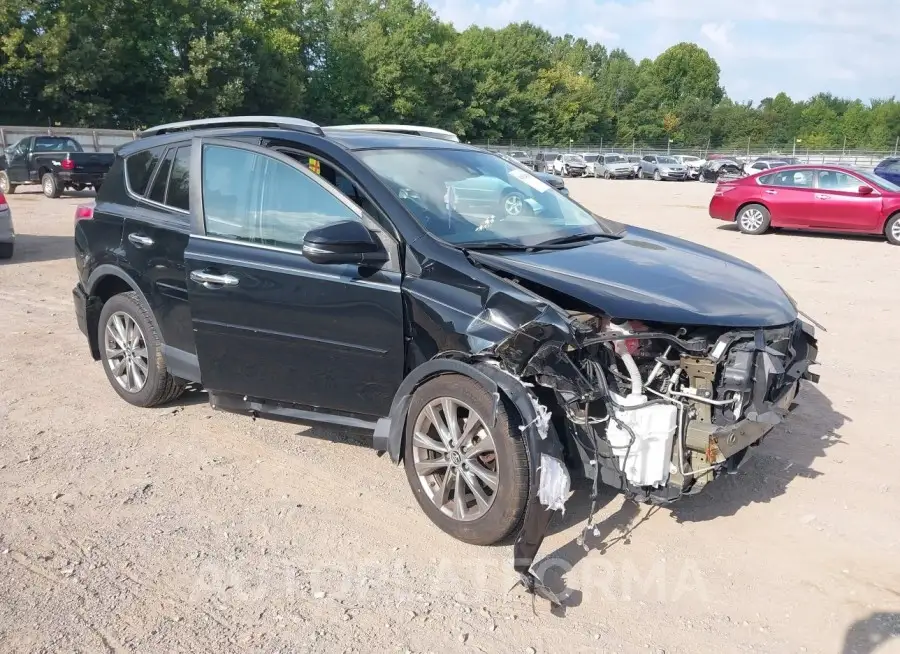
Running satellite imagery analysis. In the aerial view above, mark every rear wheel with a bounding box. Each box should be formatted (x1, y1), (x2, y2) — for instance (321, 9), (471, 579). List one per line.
(884, 213), (900, 245)
(0, 171), (14, 195)
(737, 204), (771, 235)
(98, 292), (186, 407)
(403, 374), (529, 546)
(42, 172), (61, 198)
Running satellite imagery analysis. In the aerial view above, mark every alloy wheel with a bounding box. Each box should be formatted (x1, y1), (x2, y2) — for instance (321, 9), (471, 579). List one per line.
(104, 311), (149, 393)
(892, 220), (900, 242)
(504, 194), (524, 216)
(0, 172), (9, 194)
(740, 208), (765, 232)
(43, 177), (53, 195)
(411, 397), (499, 522)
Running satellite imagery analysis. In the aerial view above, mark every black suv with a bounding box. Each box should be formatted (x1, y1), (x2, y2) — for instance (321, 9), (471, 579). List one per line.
(72, 116), (818, 597)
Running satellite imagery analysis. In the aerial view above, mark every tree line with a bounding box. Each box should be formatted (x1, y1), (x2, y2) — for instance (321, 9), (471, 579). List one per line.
(2, 0), (899, 149)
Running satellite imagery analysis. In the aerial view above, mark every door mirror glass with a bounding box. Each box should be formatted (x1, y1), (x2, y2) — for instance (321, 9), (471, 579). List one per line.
(858, 185), (873, 195)
(302, 220), (386, 265)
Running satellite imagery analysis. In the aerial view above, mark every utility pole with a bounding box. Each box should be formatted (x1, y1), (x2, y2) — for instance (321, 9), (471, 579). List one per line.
(894, 136), (899, 156)
(842, 135), (847, 158)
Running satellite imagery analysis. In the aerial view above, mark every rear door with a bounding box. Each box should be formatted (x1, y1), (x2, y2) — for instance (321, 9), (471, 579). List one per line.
(119, 143), (199, 373)
(812, 169), (883, 232)
(762, 168), (817, 227)
(184, 137), (404, 418)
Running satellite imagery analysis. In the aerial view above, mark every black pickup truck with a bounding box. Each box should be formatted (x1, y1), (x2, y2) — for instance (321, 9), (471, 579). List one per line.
(0, 135), (115, 198)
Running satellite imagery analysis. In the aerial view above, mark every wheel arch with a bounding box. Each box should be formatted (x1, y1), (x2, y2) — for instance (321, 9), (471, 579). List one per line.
(883, 210), (900, 239)
(84, 266), (151, 360)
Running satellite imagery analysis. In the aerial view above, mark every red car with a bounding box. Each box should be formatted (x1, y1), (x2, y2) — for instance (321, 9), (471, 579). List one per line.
(709, 164), (900, 245)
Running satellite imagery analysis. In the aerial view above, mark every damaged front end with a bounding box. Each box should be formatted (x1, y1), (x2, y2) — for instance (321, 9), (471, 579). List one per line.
(461, 296), (820, 602)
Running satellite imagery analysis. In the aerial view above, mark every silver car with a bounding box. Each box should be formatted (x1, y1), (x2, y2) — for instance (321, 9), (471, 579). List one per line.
(595, 153), (636, 179)
(638, 154), (688, 181)
(0, 192), (13, 259)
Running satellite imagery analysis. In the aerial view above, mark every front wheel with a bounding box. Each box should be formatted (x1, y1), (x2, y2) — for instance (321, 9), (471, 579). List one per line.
(604, 170), (611, 180)
(98, 291), (186, 407)
(884, 213), (900, 245)
(653, 169), (662, 181)
(403, 374), (529, 545)
(737, 204), (771, 235)
(42, 173), (61, 198)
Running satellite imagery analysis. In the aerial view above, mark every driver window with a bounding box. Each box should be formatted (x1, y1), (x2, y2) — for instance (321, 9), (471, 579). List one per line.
(201, 145), (362, 251)
(816, 170), (860, 192)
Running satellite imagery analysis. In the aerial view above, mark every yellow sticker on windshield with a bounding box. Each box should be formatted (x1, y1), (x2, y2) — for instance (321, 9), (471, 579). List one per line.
(308, 158), (321, 175)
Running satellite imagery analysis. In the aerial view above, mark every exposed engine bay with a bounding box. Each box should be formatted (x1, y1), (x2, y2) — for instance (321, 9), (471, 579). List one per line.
(458, 297), (819, 603)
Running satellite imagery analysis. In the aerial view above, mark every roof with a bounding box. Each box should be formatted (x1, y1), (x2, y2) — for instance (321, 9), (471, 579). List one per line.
(323, 129), (473, 151)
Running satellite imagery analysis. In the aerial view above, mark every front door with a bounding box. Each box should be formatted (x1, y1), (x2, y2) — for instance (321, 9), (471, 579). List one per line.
(184, 138), (405, 418)
(812, 169), (884, 232)
(6, 140), (30, 183)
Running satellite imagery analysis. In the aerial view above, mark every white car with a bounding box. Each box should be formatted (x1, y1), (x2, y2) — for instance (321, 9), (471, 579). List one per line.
(552, 154), (588, 177)
(673, 155), (705, 179)
(0, 190), (14, 259)
(744, 159), (789, 175)
(579, 152), (601, 177)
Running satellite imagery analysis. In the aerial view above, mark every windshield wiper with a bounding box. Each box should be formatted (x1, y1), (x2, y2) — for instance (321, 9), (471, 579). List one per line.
(532, 233), (614, 248)
(459, 241), (532, 251)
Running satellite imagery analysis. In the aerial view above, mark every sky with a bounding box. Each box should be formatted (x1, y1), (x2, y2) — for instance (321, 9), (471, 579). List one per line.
(427, 0), (900, 104)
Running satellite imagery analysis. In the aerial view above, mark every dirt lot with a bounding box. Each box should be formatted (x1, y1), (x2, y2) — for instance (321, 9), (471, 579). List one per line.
(1, 179), (898, 654)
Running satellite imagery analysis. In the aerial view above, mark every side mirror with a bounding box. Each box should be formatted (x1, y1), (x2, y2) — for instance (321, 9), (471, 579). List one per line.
(302, 220), (387, 265)
(858, 185), (874, 195)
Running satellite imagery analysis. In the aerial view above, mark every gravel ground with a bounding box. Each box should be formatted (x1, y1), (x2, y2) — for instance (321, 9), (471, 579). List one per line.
(1, 179), (898, 654)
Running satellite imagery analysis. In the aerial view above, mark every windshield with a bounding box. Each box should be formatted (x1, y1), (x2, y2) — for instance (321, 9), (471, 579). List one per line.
(582, 154), (599, 162)
(681, 156), (699, 162)
(861, 169), (900, 192)
(357, 148), (622, 247)
(563, 155), (585, 164)
(510, 151), (529, 158)
(604, 154), (626, 163)
(657, 156), (678, 164)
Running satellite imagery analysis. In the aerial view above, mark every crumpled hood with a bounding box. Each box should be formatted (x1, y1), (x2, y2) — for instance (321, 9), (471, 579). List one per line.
(468, 226), (798, 327)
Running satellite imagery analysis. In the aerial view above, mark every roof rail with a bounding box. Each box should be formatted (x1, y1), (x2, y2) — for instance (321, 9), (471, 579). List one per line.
(324, 124), (460, 143)
(139, 116), (324, 138)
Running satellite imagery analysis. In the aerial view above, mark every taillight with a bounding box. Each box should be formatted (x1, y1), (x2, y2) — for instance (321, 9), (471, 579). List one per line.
(0, 193), (7, 211)
(61, 159), (75, 170)
(714, 183), (737, 196)
(74, 204), (94, 221)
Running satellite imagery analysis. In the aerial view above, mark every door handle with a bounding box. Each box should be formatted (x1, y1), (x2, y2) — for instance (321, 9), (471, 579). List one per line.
(190, 270), (239, 287)
(127, 233), (154, 248)
(764, 189), (778, 195)
(815, 193), (831, 200)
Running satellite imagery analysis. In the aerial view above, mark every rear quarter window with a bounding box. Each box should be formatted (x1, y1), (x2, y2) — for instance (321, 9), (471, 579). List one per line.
(126, 146), (165, 196)
(758, 173), (775, 185)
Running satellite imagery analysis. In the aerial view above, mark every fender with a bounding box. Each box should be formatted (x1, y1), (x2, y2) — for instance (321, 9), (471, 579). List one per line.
(86, 264), (150, 307)
(375, 357), (567, 602)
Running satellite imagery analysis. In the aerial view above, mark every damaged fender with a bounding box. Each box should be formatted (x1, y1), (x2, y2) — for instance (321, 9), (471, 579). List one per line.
(375, 356), (570, 593)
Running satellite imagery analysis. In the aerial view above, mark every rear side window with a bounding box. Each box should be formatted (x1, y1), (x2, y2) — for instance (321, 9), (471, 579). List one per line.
(771, 169), (813, 188)
(166, 147), (190, 211)
(126, 146), (164, 196)
(147, 149), (175, 204)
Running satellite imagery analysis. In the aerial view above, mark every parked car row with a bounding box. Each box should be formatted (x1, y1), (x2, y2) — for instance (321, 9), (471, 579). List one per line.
(0, 135), (114, 198)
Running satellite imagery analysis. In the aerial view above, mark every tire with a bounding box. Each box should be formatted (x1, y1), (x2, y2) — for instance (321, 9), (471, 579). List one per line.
(403, 374), (529, 546)
(41, 172), (61, 198)
(0, 171), (14, 195)
(98, 291), (186, 407)
(736, 204), (771, 235)
(637, 168), (643, 179)
(500, 190), (531, 217)
(563, 165), (569, 177)
(653, 169), (662, 181)
(884, 213), (900, 245)
(0, 242), (12, 259)
(604, 170), (611, 180)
